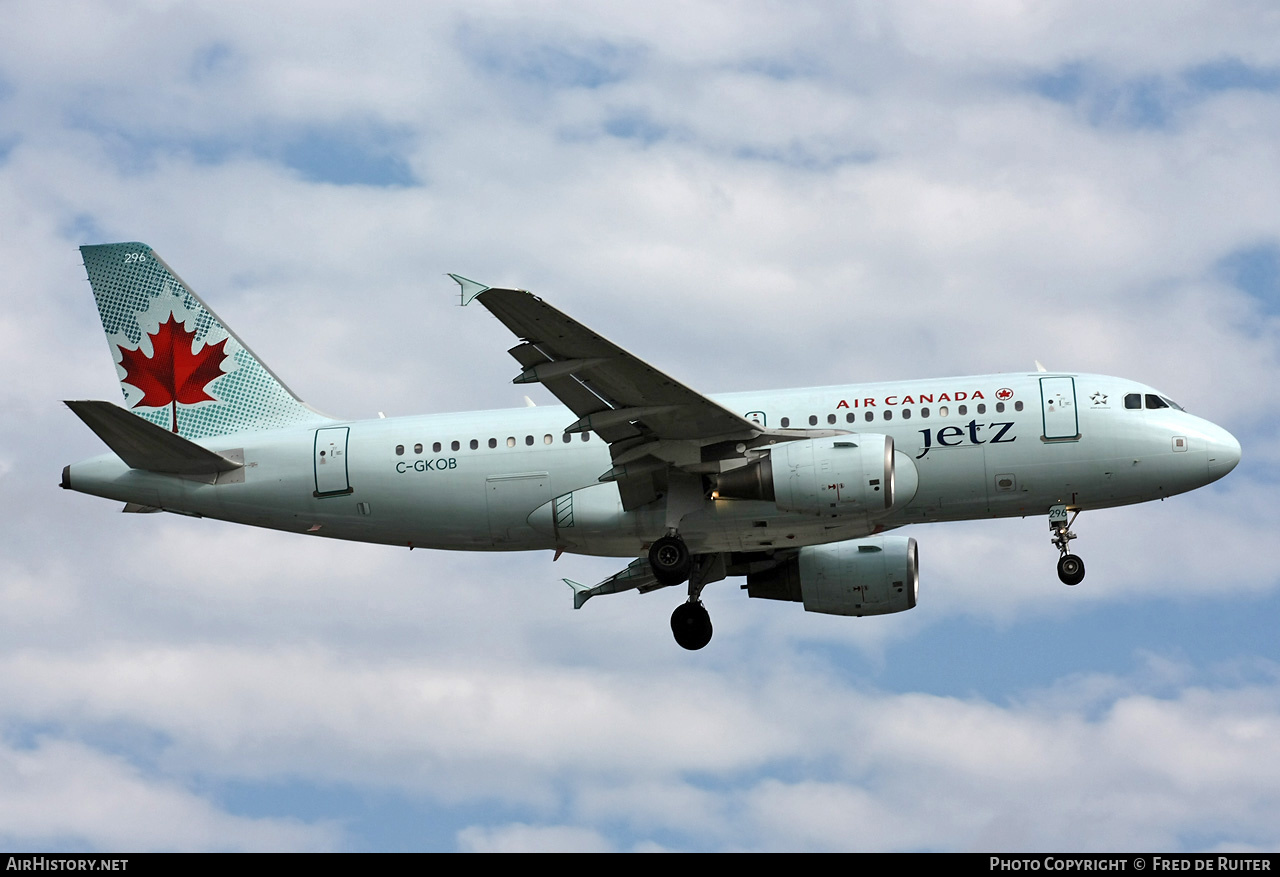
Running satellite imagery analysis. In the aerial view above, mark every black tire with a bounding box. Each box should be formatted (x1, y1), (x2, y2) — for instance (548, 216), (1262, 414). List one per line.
(671, 601), (713, 650)
(1057, 554), (1085, 586)
(649, 535), (692, 586)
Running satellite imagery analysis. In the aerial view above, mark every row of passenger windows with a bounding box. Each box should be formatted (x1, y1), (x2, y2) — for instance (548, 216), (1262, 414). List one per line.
(395, 432), (592, 455)
(392, 396), (1178, 456)
(775, 400), (1022, 428)
(393, 400), (1032, 453)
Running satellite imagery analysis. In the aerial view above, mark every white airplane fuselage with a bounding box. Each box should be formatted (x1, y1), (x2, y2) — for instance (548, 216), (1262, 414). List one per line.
(64, 371), (1239, 558)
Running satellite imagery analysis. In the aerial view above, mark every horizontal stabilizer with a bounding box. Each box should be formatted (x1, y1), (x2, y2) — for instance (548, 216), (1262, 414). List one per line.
(65, 400), (243, 477)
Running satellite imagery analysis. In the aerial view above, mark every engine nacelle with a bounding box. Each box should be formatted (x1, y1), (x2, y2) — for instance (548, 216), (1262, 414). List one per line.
(716, 435), (918, 517)
(745, 536), (919, 617)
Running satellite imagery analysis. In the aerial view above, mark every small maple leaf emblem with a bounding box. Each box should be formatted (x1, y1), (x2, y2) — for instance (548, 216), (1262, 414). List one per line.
(117, 313), (230, 433)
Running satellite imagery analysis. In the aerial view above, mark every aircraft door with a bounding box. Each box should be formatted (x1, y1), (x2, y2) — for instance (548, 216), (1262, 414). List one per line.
(314, 427), (352, 496)
(1040, 377), (1080, 441)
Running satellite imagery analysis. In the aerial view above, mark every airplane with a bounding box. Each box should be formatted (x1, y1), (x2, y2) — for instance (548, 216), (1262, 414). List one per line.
(61, 242), (1242, 650)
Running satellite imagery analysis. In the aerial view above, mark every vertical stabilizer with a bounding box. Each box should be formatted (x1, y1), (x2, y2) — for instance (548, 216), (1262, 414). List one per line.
(81, 243), (328, 439)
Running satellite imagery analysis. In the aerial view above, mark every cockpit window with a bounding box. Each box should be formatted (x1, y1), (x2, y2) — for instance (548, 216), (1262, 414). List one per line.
(1145, 394), (1168, 410)
(1125, 393), (1141, 410)
(1161, 396), (1185, 411)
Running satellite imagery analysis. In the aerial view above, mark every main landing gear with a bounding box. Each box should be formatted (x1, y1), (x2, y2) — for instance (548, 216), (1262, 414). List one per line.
(1049, 504), (1086, 586)
(648, 534), (693, 587)
(671, 599), (713, 651)
(648, 534), (715, 651)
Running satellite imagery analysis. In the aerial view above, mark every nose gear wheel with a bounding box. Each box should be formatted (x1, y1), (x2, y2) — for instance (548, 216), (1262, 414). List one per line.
(1057, 553), (1085, 586)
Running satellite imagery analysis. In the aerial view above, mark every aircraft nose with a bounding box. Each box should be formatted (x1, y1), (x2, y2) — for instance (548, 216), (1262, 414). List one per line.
(1206, 424), (1242, 481)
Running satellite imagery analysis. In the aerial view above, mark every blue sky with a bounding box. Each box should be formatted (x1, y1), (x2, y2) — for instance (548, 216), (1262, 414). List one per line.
(1, 0), (1279, 852)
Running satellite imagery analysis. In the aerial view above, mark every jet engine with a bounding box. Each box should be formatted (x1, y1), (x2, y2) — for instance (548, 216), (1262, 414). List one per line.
(715, 435), (918, 517)
(744, 536), (919, 616)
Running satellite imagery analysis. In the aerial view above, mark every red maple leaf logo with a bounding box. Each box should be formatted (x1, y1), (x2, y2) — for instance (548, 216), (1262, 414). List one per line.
(117, 313), (230, 433)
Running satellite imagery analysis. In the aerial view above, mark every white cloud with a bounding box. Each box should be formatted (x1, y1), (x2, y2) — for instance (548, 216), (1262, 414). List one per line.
(456, 821), (615, 852)
(0, 738), (338, 852)
(1, 641), (1279, 850)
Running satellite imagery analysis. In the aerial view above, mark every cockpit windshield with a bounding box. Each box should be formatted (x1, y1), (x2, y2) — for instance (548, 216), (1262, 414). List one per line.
(1126, 392), (1186, 412)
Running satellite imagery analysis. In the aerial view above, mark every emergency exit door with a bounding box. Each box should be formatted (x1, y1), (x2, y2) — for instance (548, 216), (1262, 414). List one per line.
(314, 427), (352, 496)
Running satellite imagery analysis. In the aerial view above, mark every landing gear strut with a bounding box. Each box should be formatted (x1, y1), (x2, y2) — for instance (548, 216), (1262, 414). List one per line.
(1049, 504), (1085, 586)
(652, 544), (723, 651)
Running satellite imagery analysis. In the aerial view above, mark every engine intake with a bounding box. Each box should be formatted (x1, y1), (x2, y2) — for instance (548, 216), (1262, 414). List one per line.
(715, 435), (918, 517)
(746, 536), (919, 617)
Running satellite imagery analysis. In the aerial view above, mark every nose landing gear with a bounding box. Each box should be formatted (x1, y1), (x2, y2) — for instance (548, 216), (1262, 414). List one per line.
(1049, 504), (1085, 586)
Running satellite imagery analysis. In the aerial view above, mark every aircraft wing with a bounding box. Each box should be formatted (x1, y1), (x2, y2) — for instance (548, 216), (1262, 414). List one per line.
(457, 279), (846, 509)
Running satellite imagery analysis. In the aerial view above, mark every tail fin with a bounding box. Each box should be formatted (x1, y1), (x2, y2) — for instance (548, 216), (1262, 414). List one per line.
(81, 243), (328, 439)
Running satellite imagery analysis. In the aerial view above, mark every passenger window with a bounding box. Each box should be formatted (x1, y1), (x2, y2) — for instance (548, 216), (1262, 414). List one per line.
(864, 411), (874, 422)
(1145, 394), (1168, 409)
(544, 434), (553, 445)
(996, 402), (1005, 413)
(470, 439), (479, 450)
(395, 444), (404, 456)
(525, 435), (534, 446)
(582, 433), (590, 442)
(563, 434), (572, 443)
(846, 413), (856, 423)
(1014, 401), (1023, 412)
(413, 443), (423, 454)
(488, 438), (497, 449)
(958, 405), (967, 415)
(827, 414), (836, 425)
(977, 404), (986, 415)
(432, 442), (442, 453)
(1125, 394), (1141, 409)
(808, 415), (817, 426)
(939, 406), (949, 417)
(884, 410), (893, 421)
(780, 417), (790, 428)
(902, 409), (912, 420)
(451, 440), (460, 451)
(507, 437), (516, 448)
(920, 407), (929, 418)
